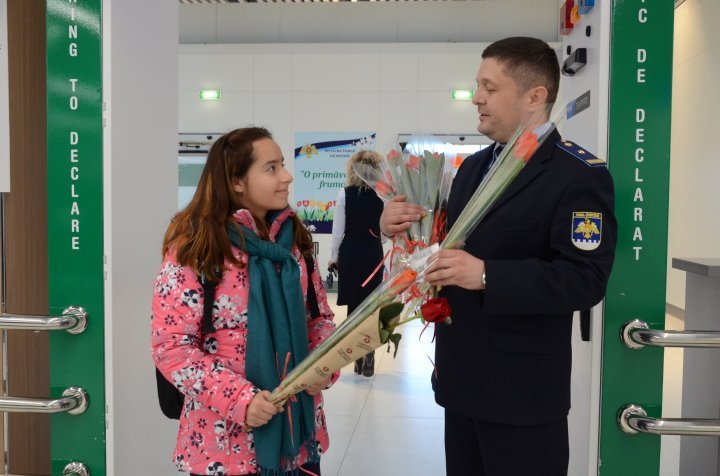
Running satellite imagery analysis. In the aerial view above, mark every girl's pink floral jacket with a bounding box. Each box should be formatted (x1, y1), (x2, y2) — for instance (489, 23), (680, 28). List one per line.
(152, 209), (337, 475)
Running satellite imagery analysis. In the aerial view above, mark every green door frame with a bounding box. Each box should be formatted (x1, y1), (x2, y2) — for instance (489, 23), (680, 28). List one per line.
(600, 1), (674, 475)
(47, 0), (105, 473)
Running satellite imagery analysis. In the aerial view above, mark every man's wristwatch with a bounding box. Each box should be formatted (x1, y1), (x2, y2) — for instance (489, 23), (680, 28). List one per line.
(481, 272), (486, 288)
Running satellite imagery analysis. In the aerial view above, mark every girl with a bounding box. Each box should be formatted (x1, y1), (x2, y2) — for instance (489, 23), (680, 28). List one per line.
(152, 127), (336, 475)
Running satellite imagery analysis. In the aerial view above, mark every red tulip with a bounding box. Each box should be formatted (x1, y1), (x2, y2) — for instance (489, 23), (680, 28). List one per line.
(375, 180), (393, 197)
(407, 154), (421, 170)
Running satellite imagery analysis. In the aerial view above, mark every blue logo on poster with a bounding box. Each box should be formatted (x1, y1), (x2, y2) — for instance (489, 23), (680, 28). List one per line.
(572, 212), (602, 250)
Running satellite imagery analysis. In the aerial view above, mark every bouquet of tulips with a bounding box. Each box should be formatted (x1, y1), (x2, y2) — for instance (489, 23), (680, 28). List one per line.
(351, 138), (459, 311)
(352, 137), (458, 247)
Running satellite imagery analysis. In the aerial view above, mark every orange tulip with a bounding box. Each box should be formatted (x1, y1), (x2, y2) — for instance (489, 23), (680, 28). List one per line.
(389, 269), (418, 294)
(452, 155), (463, 169)
(514, 131), (539, 163)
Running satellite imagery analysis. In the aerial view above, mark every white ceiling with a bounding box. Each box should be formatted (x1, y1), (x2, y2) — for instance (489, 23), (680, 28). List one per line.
(179, 0), (561, 44)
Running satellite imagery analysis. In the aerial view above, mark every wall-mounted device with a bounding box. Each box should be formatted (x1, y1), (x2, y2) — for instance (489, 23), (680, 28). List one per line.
(562, 47), (587, 76)
(560, 1), (574, 35)
(579, 0), (595, 14)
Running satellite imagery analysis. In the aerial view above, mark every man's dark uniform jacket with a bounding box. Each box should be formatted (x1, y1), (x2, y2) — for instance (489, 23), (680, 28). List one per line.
(433, 128), (617, 426)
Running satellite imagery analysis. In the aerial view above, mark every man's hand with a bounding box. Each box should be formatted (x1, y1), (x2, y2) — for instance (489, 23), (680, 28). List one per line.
(305, 375), (332, 396)
(380, 195), (425, 237)
(425, 249), (486, 291)
(246, 390), (283, 428)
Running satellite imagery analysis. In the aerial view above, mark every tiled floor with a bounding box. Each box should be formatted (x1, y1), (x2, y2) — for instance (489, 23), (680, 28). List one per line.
(320, 293), (684, 476)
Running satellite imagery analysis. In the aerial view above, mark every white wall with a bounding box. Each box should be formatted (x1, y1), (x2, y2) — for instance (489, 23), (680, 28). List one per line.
(179, 1), (559, 45)
(667, 0), (720, 309)
(179, 42), (500, 271)
(105, 0), (179, 474)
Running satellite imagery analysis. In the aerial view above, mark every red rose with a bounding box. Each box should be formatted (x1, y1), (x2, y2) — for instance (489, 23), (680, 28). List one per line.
(420, 297), (452, 324)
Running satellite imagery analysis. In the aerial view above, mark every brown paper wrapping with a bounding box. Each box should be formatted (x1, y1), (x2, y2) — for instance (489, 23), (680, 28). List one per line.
(270, 310), (382, 405)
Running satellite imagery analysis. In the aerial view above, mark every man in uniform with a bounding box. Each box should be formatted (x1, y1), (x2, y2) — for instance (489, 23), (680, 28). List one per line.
(380, 37), (617, 475)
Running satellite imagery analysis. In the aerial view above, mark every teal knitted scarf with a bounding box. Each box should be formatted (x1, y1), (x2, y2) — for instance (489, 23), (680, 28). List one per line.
(227, 210), (318, 475)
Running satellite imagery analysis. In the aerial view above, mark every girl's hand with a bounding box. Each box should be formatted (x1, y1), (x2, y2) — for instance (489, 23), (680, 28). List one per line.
(305, 376), (332, 396)
(246, 390), (283, 428)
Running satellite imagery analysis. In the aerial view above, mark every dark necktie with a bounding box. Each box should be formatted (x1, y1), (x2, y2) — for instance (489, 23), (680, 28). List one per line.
(483, 144), (504, 178)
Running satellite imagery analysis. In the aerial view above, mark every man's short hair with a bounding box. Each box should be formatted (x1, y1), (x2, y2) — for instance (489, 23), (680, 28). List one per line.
(482, 37), (560, 104)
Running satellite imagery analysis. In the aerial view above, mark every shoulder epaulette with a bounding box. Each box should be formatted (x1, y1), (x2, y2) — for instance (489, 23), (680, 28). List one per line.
(557, 140), (607, 167)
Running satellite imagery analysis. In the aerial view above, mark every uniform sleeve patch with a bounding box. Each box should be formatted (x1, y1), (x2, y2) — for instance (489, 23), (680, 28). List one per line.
(572, 212), (602, 250)
(557, 140), (607, 167)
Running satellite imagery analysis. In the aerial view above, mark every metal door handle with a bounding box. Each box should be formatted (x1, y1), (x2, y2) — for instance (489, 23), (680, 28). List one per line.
(621, 319), (720, 348)
(0, 386), (88, 414)
(618, 404), (720, 436)
(63, 461), (90, 476)
(0, 306), (88, 333)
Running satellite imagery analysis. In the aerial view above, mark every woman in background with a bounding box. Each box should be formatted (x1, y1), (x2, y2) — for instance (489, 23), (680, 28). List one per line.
(152, 127), (336, 475)
(329, 150), (385, 377)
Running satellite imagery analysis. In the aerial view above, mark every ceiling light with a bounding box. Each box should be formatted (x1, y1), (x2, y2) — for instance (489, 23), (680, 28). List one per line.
(451, 90), (473, 101)
(199, 89), (222, 101)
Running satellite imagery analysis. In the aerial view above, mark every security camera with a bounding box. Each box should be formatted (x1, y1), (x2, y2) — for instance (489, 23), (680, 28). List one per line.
(459, 136), (466, 142)
(562, 48), (587, 76)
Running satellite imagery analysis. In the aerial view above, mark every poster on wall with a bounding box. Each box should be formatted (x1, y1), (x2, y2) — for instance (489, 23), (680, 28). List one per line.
(294, 131), (376, 233)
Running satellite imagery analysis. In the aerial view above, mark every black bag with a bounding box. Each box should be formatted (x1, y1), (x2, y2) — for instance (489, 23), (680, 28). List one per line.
(155, 255), (319, 419)
(156, 275), (218, 419)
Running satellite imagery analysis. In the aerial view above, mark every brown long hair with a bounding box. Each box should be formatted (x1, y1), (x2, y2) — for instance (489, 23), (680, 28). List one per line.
(163, 127), (313, 281)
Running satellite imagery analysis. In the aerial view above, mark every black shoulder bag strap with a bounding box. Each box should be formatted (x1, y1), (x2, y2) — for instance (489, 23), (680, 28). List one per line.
(304, 254), (320, 318)
(200, 274), (218, 334)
